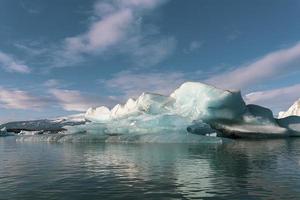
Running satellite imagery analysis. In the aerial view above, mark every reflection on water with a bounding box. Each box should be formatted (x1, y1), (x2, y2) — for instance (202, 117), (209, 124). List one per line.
(1, 137), (300, 199)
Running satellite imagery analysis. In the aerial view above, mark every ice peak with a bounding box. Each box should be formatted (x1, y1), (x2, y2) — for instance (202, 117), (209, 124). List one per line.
(278, 98), (300, 118)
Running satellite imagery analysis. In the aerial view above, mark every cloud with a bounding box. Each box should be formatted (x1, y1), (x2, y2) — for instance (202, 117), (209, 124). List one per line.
(14, 42), (47, 57)
(0, 51), (31, 73)
(127, 37), (176, 66)
(226, 30), (241, 41)
(20, 0), (42, 14)
(44, 79), (62, 88)
(49, 89), (112, 111)
(0, 87), (49, 110)
(244, 84), (300, 113)
(55, 0), (174, 68)
(65, 9), (133, 54)
(100, 70), (187, 99)
(0, 85), (115, 112)
(206, 42), (300, 89)
(184, 41), (204, 53)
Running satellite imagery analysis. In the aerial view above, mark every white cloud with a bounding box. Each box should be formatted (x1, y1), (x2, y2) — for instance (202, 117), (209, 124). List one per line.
(14, 42), (47, 56)
(244, 84), (300, 113)
(44, 79), (61, 88)
(190, 41), (203, 51)
(0, 87), (48, 110)
(20, 0), (42, 14)
(185, 41), (204, 53)
(49, 89), (109, 111)
(100, 70), (187, 99)
(127, 37), (176, 66)
(0, 51), (31, 73)
(57, 0), (174, 68)
(206, 42), (300, 90)
(65, 9), (133, 53)
(226, 30), (241, 41)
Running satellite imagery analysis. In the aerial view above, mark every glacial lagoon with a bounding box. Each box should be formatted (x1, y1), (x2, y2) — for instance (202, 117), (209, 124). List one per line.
(1, 137), (300, 200)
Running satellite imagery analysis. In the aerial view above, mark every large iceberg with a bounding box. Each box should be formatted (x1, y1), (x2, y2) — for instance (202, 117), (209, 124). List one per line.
(85, 82), (247, 123)
(5, 82), (300, 142)
(81, 82), (300, 139)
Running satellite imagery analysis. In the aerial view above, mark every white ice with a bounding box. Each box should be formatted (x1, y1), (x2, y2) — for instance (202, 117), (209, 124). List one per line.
(278, 98), (300, 118)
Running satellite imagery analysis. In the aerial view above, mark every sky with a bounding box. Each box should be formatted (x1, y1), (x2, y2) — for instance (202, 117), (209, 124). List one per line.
(0, 0), (300, 122)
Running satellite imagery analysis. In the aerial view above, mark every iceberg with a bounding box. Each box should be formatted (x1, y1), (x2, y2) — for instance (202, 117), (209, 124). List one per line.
(80, 82), (300, 140)
(84, 82), (247, 123)
(5, 81), (300, 142)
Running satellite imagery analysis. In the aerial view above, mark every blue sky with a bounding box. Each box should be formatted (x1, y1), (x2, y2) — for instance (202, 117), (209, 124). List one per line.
(0, 0), (300, 122)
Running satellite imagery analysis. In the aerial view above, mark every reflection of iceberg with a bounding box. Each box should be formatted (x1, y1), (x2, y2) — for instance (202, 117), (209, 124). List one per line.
(12, 82), (300, 142)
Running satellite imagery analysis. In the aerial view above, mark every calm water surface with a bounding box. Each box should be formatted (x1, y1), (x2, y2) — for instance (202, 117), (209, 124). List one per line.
(1, 137), (300, 199)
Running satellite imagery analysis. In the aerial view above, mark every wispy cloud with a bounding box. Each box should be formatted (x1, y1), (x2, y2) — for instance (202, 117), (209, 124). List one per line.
(0, 87), (49, 110)
(206, 42), (300, 89)
(14, 42), (47, 57)
(0, 85), (114, 112)
(226, 30), (241, 41)
(100, 70), (187, 99)
(0, 50), (31, 73)
(244, 84), (300, 113)
(53, 0), (174, 68)
(20, 0), (42, 14)
(49, 89), (113, 111)
(184, 41), (204, 53)
(44, 79), (62, 88)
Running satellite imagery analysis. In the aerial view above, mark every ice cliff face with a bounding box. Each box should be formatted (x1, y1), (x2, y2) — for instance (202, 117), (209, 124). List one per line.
(278, 99), (300, 118)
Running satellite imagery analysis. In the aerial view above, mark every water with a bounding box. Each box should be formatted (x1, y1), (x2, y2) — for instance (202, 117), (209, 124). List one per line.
(1, 137), (300, 199)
